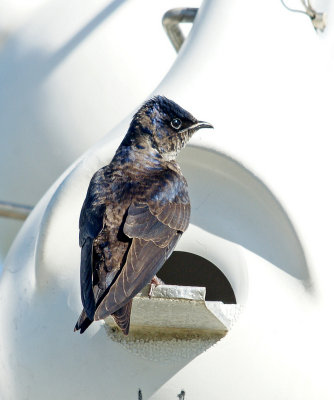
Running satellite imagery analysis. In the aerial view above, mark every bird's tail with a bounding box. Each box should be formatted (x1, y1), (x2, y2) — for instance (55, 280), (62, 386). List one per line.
(74, 279), (103, 334)
(74, 300), (133, 335)
(74, 309), (93, 334)
(112, 300), (133, 335)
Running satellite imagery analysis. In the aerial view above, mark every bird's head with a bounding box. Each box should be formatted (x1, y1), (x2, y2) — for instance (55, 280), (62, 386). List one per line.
(125, 96), (213, 160)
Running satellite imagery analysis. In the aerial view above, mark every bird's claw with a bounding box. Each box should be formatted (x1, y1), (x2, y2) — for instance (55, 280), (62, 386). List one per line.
(148, 276), (164, 298)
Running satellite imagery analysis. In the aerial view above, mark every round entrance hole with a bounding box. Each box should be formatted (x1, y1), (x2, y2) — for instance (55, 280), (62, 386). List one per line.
(158, 251), (236, 304)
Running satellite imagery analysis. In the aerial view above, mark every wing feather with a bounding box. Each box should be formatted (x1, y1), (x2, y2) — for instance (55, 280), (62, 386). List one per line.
(151, 202), (190, 231)
(123, 203), (176, 247)
(77, 167), (109, 320)
(95, 235), (179, 319)
(80, 239), (95, 320)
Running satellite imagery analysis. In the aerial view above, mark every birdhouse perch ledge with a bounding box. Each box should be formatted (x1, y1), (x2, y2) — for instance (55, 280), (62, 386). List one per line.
(104, 284), (241, 342)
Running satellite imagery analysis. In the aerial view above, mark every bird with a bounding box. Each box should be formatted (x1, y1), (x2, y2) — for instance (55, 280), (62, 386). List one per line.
(74, 95), (213, 335)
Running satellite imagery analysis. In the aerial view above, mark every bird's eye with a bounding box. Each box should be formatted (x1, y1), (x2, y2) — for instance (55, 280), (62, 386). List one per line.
(170, 118), (182, 130)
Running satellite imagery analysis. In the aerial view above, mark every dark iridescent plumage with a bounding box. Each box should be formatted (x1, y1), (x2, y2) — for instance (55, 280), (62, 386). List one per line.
(74, 96), (213, 335)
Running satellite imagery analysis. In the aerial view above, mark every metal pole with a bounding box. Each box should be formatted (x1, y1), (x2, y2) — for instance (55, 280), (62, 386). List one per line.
(162, 8), (198, 52)
(0, 201), (33, 220)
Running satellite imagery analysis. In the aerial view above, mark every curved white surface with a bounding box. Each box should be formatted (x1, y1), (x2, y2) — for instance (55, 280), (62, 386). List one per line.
(0, 0), (199, 261)
(1, 0), (334, 399)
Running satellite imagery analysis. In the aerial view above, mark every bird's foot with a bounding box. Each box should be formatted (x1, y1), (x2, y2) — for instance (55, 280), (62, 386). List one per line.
(148, 276), (164, 298)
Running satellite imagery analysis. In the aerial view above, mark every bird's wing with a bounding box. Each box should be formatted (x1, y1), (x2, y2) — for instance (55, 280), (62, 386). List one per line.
(78, 168), (108, 320)
(94, 173), (190, 320)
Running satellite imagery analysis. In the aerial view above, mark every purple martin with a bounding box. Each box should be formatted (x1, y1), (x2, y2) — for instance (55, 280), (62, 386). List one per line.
(74, 96), (213, 335)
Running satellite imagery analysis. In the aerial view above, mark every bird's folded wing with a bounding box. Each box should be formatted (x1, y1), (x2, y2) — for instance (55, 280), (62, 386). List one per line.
(78, 168), (108, 320)
(80, 238), (95, 320)
(94, 200), (189, 320)
(149, 200), (190, 232)
(123, 203), (178, 247)
(79, 204), (106, 320)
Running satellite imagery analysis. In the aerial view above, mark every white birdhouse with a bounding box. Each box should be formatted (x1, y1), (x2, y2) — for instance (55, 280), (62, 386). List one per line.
(1, 0), (334, 399)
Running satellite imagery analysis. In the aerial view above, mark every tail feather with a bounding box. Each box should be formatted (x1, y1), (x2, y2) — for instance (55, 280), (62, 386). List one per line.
(80, 239), (95, 321)
(74, 300), (133, 335)
(112, 300), (133, 335)
(74, 309), (93, 334)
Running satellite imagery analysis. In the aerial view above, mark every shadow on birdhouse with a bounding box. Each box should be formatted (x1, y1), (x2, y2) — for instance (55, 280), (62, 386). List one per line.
(158, 251), (236, 304)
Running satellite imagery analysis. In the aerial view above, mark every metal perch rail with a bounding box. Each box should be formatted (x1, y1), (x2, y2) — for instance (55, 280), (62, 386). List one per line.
(162, 8), (198, 52)
(0, 201), (33, 220)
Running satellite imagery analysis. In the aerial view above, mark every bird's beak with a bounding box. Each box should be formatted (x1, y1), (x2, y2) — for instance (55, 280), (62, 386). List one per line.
(179, 120), (214, 135)
(191, 120), (214, 131)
